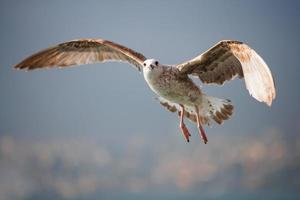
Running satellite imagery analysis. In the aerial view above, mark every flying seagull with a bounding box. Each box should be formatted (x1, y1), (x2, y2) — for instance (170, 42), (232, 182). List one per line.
(15, 38), (276, 144)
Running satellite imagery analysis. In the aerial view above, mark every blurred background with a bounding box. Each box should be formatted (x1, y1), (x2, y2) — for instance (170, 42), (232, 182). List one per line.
(0, 0), (299, 200)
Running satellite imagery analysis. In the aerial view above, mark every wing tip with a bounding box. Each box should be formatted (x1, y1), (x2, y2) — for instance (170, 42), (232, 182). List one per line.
(266, 99), (273, 107)
(266, 91), (276, 107)
(14, 62), (36, 71)
(14, 62), (28, 70)
(249, 85), (276, 107)
(254, 89), (276, 107)
(14, 61), (54, 71)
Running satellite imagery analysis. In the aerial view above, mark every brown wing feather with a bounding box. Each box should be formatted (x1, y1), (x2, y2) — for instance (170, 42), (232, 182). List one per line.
(15, 39), (147, 71)
(177, 40), (276, 106)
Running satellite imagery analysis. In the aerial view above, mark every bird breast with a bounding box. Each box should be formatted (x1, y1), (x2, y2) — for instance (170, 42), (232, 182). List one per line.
(144, 66), (203, 105)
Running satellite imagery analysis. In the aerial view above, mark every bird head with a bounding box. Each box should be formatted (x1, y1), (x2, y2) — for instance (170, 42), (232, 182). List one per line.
(143, 59), (162, 72)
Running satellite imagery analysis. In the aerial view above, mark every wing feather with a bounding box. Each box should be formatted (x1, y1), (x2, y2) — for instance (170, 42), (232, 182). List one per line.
(177, 40), (276, 106)
(15, 39), (147, 71)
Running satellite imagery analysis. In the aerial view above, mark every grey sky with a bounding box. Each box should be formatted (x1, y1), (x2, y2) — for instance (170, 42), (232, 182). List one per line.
(0, 0), (300, 200)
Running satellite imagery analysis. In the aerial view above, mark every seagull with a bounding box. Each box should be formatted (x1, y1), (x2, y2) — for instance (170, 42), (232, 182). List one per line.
(15, 38), (276, 144)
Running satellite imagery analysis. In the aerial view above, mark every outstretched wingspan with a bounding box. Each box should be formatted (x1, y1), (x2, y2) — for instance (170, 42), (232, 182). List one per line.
(177, 40), (276, 106)
(15, 39), (147, 71)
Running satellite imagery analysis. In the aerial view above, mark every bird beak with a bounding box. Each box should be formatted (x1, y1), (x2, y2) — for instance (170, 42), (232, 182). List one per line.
(150, 65), (154, 70)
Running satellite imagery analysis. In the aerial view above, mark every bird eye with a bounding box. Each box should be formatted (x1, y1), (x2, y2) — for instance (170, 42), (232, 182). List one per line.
(155, 61), (159, 65)
(143, 63), (146, 67)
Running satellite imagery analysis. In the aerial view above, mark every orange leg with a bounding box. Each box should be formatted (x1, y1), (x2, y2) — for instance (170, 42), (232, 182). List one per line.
(195, 106), (208, 144)
(179, 104), (191, 143)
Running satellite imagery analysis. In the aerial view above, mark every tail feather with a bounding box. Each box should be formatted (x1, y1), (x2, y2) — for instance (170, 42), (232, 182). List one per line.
(157, 95), (234, 125)
(202, 95), (234, 124)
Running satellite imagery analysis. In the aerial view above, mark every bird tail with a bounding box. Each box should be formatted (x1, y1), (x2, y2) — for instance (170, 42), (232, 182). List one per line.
(200, 95), (234, 124)
(157, 95), (234, 125)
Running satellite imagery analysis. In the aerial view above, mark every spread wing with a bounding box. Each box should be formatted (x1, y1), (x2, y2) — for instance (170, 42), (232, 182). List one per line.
(177, 40), (276, 106)
(15, 38), (147, 71)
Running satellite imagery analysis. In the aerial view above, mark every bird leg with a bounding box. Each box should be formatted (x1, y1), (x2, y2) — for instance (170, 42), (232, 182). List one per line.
(179, 104), (191, 142)
(195, 106), (208, 144)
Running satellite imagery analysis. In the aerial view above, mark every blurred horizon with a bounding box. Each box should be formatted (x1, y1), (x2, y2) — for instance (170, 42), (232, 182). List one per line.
(0, 0), (300, 200)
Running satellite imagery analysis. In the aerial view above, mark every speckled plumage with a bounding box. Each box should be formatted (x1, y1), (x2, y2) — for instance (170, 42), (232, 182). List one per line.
(144, 61), (202, 106)
(143, 59), (233, 129)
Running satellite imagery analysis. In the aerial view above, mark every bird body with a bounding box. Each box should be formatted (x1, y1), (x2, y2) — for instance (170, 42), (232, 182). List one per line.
(15, 38), (276, 144)
(143, 59), (202, 106)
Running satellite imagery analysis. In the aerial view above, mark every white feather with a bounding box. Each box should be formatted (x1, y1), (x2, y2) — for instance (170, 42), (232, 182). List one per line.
(239, 49), (276, 106)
